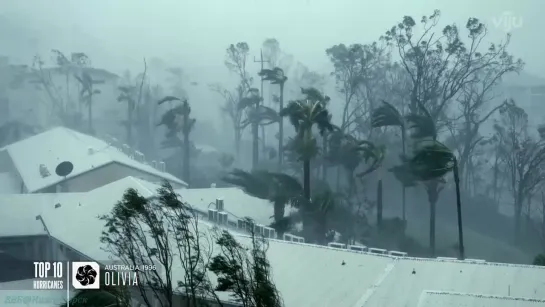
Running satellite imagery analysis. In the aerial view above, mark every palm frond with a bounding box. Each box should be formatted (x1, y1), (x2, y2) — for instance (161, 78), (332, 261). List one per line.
(157, 96), (182, 105)
(408, 141), (455, 181)
(371, 100), (404, 128)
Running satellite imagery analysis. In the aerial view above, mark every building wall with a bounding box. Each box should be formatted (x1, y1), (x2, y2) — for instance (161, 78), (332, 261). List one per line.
(0, 150), (25, 193)
(37, 162), (184, 193)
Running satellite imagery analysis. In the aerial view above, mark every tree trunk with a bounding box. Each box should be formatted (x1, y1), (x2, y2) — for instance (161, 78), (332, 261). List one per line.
(453, 158), (465, 260)
(235, 128), (241, 160)
(303, 158), (312, 241)
(183, 132), (190, 187)
(273, 201), (286, 237)
(322, 134), (328, 181)
(401, 127), (407, 222)
(252, 122), (259, 169)
(377, 178), (383, 231)
(87, 97), (93, 134)
(514, 189), (524, 243)
(426, 181), (439, 256)
(127, 103), (133, 146)
(303, 159), (311, 200)
(278, 83), (284, 169)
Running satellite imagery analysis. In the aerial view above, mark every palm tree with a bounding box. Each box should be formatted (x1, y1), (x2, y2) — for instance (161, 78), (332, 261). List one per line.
(223, 168), (303, 236)
(259, 67), (288, 168)
(74, 71), (103, 134)
(158, 96), (196, 186)
(405, 140), (465, 259)
(371, 100), (407, 221)
(279, 88), (334, 200)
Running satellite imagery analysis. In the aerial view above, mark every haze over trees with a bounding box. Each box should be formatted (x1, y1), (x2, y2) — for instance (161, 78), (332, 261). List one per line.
(2, 8), (545, 305)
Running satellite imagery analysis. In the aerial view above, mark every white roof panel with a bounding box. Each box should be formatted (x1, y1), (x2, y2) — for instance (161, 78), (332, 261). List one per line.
(176, 187), (292, 226)
(417, 291), (545, 307)
(361, 258), (545, 307)
(4, 127), (186, 192)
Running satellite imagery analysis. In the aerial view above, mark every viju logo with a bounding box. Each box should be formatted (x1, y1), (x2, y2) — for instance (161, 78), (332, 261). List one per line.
(492, 11), (523, 32)
(72, 262), (100, 289)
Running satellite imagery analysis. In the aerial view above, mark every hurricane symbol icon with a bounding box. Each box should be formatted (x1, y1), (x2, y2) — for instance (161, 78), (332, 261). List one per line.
(72, 262), (100, 289)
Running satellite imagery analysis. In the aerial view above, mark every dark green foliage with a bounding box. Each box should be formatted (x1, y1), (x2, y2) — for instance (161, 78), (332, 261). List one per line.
(408, 141), (455, 181)
(371, 100), (404, 128)
(99, 182), (217, 307)
(209, 220), (283, 307)
(533, 254), (545, 266)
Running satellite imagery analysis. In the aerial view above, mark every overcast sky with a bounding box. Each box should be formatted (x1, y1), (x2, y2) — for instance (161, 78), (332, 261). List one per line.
(1, 0), (540, 72)
(0, 0), (542, 123)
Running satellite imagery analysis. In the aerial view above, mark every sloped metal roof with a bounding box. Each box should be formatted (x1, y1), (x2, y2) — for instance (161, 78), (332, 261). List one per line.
(2, 126), (186, 192)
(417, 291), (545, 307)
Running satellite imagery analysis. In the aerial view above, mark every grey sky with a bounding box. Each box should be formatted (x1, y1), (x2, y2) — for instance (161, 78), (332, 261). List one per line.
(1, 0), (540, 72)
(0, 0), (542, 122)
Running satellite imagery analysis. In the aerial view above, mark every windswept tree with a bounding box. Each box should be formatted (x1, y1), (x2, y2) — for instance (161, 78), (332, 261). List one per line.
(280, 88), (334, 201)
(403, 140), (465, 259)
(74, 71), (104, 134)
(117, 59), (147, 146)
(495, 102), (545, 241)
(158, 96), (196, 186)
(259, 67), (288, 167)
(210, 83), (246, 158)
(95, 183), (283, 307)
(209, 219), (284, 307)
(223, 169), (303, 236)
(371, 100), (408, 221)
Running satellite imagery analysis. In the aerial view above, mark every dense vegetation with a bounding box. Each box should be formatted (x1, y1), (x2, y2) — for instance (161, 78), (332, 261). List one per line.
(1, 9), (545, 307)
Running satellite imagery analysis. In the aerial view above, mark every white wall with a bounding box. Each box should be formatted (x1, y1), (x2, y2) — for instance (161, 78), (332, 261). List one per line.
(37, 162), (183, 193)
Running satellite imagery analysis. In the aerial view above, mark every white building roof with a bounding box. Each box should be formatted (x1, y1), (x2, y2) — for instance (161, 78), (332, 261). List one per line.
(417, 291), (545, 307)
(360, 257), (545, 306)
(175, 187), (278, 226)
(2, 178), (545, 307)
(2, 126), (186, 192)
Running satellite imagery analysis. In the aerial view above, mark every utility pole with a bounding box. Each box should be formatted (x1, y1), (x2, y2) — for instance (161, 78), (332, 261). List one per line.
(253, 49), (269, 169)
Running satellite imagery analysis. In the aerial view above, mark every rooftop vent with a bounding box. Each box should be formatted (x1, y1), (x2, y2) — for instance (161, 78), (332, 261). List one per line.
(208, 209), (218, 222)
(158, 161), (166, 172)
(388, 250), (407, 257)
(348, 245), (367, 252)
(215, 198), (224, 211)
(328, 242), (346, 249)
(237, 219), (246, 230)
(210, 183), (216, 188)
(283, 234), (293, 241)
(217, 212), (228, 225)
(39, 164), (50, 178)
(368, 247), (387, 255)
(437, 257), (458, 261)
(54, 203), (61, 209)
(151, 160), (157, 168)
(87, 147), (95, 155)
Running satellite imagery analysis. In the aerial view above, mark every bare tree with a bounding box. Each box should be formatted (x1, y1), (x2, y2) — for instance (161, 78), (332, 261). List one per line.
(210, 83), (247, 159)
(383, 10), (517, 255)
(495, 102), (545, 241)
(447, 41), (523, 194)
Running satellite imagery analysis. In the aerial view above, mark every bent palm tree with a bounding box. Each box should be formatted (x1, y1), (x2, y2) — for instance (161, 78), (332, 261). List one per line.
(158, 96), (196, 186)
(280, 88), (334, 200)
(223, 168), (303, 236)
(74, 71), (104, 135)
(371, 100), (407, 221)
(407, 140), (465, 260)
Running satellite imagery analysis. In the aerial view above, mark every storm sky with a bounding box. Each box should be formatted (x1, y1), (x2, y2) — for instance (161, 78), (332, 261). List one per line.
(1, 0), (541, 73)
(0, 0), (542, 122)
